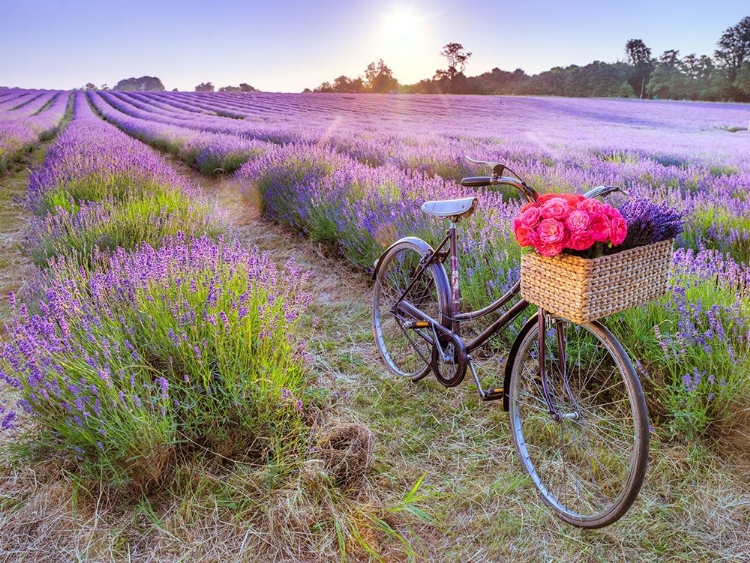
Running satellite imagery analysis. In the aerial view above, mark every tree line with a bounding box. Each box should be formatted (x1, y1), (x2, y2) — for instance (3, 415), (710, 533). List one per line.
(80, 77), (257, 93)
(311, 16), (750, 102)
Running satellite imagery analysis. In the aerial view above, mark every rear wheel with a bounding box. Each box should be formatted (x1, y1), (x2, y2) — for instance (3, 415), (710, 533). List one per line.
(508, 319), (649, 528)
(373, 240), (448, 380)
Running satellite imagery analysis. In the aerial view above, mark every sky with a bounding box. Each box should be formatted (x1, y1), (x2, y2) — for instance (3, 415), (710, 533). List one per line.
(1, 0), (747, 92)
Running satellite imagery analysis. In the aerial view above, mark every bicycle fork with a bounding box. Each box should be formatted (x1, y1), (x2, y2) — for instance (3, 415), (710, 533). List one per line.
(538, 308), (579, 422)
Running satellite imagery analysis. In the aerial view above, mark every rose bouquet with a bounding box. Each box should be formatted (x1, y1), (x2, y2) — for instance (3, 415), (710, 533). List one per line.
(513, 193), (628, 258)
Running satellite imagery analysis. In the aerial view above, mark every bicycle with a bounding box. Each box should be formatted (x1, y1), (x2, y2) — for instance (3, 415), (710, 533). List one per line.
(372, 159), (649, 529)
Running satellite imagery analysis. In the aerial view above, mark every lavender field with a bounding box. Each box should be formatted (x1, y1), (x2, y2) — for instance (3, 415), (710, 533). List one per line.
(0, 86), (749, 561)
(81, 86), (750, 438)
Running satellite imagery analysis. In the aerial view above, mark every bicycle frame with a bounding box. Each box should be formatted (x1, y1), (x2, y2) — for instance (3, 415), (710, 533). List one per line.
(380, 171), (580, 414)
(408, 221), (531, 351)
(389, 224), (575, 418)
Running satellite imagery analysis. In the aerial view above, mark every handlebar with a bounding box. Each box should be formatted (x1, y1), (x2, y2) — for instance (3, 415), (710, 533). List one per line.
(460, 175), (539, 203)
(462, 157), (627, 203)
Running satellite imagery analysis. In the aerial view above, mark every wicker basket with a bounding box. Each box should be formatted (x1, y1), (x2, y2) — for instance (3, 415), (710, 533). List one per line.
(520, 240), (674, 324)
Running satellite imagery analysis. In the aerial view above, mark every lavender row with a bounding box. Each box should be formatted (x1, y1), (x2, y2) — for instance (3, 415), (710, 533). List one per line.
(0, 90), (70, 171)
(27, 92), (203, 215)
(0, 234), (312, 488)
(88, 92), (276, 174)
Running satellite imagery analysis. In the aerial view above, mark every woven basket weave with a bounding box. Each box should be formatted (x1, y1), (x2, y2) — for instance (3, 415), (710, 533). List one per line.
(520, 239), (673, 324)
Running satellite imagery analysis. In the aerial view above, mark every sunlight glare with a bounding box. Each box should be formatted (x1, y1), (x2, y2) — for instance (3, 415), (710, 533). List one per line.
(383, 6), (422, 43)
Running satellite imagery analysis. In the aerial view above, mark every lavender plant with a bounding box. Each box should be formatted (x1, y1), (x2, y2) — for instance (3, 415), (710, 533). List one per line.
(0, 235), (312, 490)
(24, 194), (224, 268)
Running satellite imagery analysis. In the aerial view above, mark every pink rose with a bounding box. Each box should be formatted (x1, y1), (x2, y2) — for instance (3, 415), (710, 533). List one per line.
(602, 204), (622, 220)
(564, 210), (591, 233)
(559, 193), (585, 207)
(514, 224), (539, 247)
(536, 193), (559, 204)
(519, 206), (542, 228)
(538, 218), (566, 244)
(567, 231), (595, 251)
(609, 216), (628, 246)
(519, 202), (537, 213)
(577, 198), (604, 215)
(588, 213), (611, 242)
(541, 197), (571, 220)
(537, 241), (564, 257)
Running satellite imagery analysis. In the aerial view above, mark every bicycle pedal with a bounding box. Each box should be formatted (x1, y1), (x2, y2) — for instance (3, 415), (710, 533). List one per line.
(481, 387), (504, 401)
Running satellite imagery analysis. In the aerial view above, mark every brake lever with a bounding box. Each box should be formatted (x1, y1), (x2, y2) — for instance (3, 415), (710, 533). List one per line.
(465, 156), (505, 180)
(583, 185), (630, 199)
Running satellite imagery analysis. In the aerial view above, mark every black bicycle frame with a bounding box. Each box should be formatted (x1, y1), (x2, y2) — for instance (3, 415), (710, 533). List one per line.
(413, 221), (531, 350)
(390, 222), (571, 416)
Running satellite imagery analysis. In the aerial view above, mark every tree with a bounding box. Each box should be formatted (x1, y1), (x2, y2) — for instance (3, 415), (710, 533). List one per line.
(364, 59), (398, 93)
(195, 82), (215, 92)
(333, 75), (355, 93)
(624, 39), (653, 98)
(113, 76), (165, 91)
(100, 84), (110, 91)
(239, 83), (256, 92)
(714, 16), (750, 82)
(735, 62), (750, 96)
(678, 53), (713, 100)
(625, 39), (652, 65)
(85, 83), (97, 90)
(437, 43), (472, 80)
(659, 49), (680, 65)
(219, 85), (241, 92)
(313, 81), (335, 93)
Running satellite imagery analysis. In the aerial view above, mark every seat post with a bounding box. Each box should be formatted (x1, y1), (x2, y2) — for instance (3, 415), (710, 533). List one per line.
(448, 221), (460, 335)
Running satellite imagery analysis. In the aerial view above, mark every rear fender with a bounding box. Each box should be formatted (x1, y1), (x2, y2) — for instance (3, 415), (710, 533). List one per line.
(372, 236), (434, 280)
(372, 237), (451, 328)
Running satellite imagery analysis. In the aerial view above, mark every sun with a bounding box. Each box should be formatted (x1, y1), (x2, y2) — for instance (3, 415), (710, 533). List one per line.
(383, 6), (423, 42)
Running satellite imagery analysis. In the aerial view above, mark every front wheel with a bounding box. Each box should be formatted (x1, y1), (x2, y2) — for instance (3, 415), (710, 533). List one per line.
(508, 319), (649, 528)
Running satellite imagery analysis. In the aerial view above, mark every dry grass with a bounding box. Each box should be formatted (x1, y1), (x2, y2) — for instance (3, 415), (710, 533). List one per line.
(1, 162), (749, 562)
(0, 155), (40, 334)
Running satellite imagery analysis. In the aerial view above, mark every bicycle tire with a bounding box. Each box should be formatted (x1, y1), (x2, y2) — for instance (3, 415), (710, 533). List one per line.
(508, 318), (649, 528)
(373, 238), (449, 380)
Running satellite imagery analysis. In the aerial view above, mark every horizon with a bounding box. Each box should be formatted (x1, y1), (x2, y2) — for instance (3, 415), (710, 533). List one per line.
(1, 1), (748, 92)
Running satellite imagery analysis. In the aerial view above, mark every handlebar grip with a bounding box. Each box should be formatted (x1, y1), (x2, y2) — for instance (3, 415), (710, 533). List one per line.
(461, 176), (492, 188)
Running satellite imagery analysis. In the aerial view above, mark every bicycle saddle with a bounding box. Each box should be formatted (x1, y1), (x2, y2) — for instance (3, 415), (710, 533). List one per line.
(421, 197), (478, 221)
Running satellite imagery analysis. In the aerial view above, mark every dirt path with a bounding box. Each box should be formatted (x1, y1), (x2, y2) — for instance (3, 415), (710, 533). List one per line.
(0, 152), (44, 333)
(168, 157), (382, 390)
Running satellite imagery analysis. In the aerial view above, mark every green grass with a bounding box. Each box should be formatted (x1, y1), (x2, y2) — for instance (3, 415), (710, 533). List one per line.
(25, 192), (225, 269)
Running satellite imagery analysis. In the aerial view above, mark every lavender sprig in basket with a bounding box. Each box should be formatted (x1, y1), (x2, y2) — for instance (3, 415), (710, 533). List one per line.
(613, 198), (684, 252)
